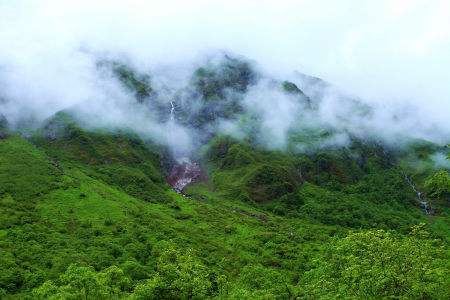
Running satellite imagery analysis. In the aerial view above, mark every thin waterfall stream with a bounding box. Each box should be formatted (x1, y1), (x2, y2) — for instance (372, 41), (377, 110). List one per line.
(402, 172), (433, 215)
(170, 101), (175, 121)
(166, 100), (202, 193)
(382, 145), (433, 216)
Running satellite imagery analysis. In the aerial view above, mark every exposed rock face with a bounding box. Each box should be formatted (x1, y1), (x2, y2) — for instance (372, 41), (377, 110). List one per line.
(167, 158), (203, 193)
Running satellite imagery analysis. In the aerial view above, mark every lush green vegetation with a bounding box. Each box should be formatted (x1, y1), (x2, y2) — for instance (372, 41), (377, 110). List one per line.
(1, 56), (449, 298)
(0, 121), (448, 299)
(186, 55), (257, 130)
(192, 55), (256, 99)
(302, 226), (449, 299)
(203, 135), (426, 230)
(107, 61), (153, 102)
(426, 170), (450, 199)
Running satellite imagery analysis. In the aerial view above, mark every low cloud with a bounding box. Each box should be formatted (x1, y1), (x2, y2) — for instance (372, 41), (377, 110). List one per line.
(0, 0), (449, 154)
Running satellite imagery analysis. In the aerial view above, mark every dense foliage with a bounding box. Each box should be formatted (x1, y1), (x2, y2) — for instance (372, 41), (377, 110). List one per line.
(1, 124), (448, 299)
(302, 225), (449, 299)
(425, 170), (450, 199)
(1, 56), (449, 298)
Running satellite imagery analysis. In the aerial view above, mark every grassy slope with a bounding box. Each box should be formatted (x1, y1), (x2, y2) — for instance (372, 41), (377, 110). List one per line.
(0, 128), (448, 298)
(0, 134), (336, 298)
(203, 136), (430, 230)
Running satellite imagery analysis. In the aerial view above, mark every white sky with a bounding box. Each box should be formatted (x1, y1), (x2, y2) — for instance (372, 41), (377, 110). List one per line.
(0, 0), (449, 135)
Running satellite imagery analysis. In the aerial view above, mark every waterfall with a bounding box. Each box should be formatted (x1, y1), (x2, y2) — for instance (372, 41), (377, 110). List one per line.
(166, 100), (202, 194)
(382, 146), (432, 215)
(402, 172), (432, 215)
(168, 159), (202, 193)
(170, 101), (175, 121)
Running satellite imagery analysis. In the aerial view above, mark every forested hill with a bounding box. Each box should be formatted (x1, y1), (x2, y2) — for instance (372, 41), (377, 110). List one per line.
(0, 56), (449, 299)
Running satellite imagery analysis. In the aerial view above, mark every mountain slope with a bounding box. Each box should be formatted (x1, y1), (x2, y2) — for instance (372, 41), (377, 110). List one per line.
(0, 124), (449, 299)
(0, 55), (449, 299)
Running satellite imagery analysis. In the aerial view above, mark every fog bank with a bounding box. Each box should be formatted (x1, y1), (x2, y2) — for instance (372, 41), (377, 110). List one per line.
(0, 0), (449, 151)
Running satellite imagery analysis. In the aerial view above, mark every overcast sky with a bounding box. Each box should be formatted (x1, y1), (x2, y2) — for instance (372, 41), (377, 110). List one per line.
(0, 0), (449, 138)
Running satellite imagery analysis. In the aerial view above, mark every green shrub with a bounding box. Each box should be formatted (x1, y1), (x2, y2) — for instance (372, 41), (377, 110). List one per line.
(302, 226), (449, 299)
(133, 244), (215, 299)
(227, 264), (291, 299)
(0, 136), (60, 201)
(96, 164), (168, 202)
(425, 170), (450, 199)
(244, 164), (297, 202)
(33, 264), (132, 299)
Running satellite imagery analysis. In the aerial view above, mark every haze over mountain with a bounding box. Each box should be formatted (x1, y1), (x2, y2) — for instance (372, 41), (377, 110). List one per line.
(1, 0), (450, 144)
(0, 1), (449, 299)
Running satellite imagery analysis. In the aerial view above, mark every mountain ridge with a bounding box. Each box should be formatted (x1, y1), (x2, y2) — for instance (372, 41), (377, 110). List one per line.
(0, 54), (449, 299)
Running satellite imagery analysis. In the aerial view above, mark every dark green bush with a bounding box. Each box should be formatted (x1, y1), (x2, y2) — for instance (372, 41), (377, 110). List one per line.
(244, 164), (297, 202)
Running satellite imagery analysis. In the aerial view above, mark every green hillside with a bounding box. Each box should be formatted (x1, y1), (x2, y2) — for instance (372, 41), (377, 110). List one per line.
(0, 119), (449, 299)
(0, 57), (449, 299)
